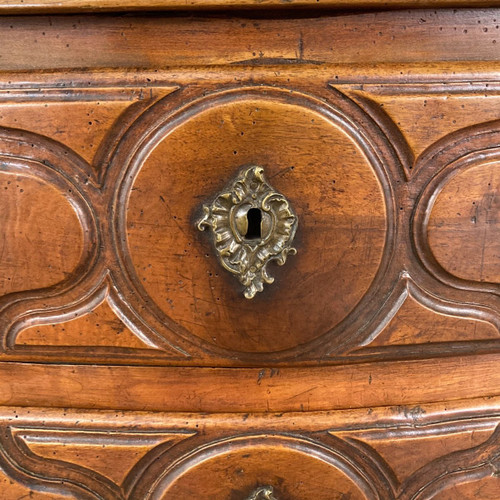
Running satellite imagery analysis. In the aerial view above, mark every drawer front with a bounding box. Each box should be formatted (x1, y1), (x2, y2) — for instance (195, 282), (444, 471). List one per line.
(0, 7), (500, 499)
(0, 399), (499, 499)
(1, 28), (500, 365)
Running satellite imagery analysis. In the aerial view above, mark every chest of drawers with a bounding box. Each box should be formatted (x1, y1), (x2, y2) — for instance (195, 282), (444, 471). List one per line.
(0, 2), (499, 498)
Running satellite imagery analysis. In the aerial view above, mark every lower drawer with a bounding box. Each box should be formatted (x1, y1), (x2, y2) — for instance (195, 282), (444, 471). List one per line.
(1, 398), (499, 499)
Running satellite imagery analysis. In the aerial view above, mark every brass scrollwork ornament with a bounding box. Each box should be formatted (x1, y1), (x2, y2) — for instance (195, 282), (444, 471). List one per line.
(245, 485), (279, 500)
(197, 166), (298, 299)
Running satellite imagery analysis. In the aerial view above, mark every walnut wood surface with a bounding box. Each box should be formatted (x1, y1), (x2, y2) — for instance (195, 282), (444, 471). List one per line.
(0, 398), (498, 499)
(0, 355), (499, 412)
(1, 7), (500, 498)
(1, 9), (500, 70)
(3, 62), (500, 365)
(0, 0), (498, 14)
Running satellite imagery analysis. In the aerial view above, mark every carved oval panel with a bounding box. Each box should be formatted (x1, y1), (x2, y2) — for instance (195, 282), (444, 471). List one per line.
(134, 435), (385, 500)
(428, 160), (500, 283)
(431, 478), (500, 500)
(0, 169), (84, 297)
(117, 87), (393, 357)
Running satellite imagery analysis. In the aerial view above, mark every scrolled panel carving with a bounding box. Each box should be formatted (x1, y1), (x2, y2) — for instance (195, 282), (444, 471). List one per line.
(402, 122), (500, 359)
(3, 72), (500, 363)
(0, 83), (195, 361)
(331, 79), (500, 361)
(0, 421), (195, 499)
(113, 84), (399, 361)
(398, 425), (500, 500)
(128, 434), (395, 499)
(334, 80), (500, 177)
(353, 275), (500, 359)
(0, 402), (498, 499)
(412, 122), (500, 291)
(0, 80), (178, 179)
(0, 426), (122, 499)
(0, 127), (101, 351)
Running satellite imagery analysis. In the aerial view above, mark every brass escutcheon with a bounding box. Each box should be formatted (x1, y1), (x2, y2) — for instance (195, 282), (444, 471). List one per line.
(245, 486), (279, 500)
(197, 166), (298, 299)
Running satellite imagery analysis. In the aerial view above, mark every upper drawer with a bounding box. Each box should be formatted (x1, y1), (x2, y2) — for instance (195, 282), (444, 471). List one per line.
(1, 10), (500, 367)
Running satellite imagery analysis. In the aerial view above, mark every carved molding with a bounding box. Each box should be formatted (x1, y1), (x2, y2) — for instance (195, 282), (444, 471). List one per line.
(0, 402), (498, 499)
(110, 85), (397, 362)
(1, 76), (500, 363)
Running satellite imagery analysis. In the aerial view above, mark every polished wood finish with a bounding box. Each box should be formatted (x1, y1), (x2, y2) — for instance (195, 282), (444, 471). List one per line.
(1, 5), (500, 498)
(1, 355), (500, 412)
(0, 0), (498, 14)
(0, 399), (499, 499)
(1, 10), (500, 70)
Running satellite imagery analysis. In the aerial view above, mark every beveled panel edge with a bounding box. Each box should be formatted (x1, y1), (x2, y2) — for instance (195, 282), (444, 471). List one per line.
(0, 395), (498, 430)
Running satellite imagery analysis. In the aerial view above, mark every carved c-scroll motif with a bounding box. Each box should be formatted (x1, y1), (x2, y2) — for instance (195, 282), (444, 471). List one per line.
(1, 80), (398, 362)
(197, 166), (298, 299)
(0, 402), (498, 499)
(105, 84), (397, 361)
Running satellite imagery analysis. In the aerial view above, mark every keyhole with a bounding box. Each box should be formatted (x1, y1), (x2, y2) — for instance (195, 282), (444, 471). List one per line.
(245, 208), (262, 240)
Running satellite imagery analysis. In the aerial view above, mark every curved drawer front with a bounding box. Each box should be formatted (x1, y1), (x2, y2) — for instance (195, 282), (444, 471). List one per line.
(2, 45), (500, 365)
(0, 7), (499, 499)
(0, 400), (499, 499)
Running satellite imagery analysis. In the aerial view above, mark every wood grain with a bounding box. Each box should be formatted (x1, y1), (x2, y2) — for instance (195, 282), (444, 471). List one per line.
(0, 170), (83, 297)
(0, 7), (500, 497)
(0, 354), (498, 412)
(16, 300), (153, 349)
(0, 398), (498, 499)
(1, 9), (500, 70)
(0, 0), (497, 14)
(428, 161), (500, 283)
(125, 93), (386, 353)
(1, 55), (500, 363)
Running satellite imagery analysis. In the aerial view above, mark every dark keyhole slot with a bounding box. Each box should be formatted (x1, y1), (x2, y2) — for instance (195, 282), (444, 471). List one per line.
(245, 208), (262, 240)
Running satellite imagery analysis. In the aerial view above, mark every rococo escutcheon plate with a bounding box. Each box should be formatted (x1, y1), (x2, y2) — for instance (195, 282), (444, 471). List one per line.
(197, 165), (298, 298)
